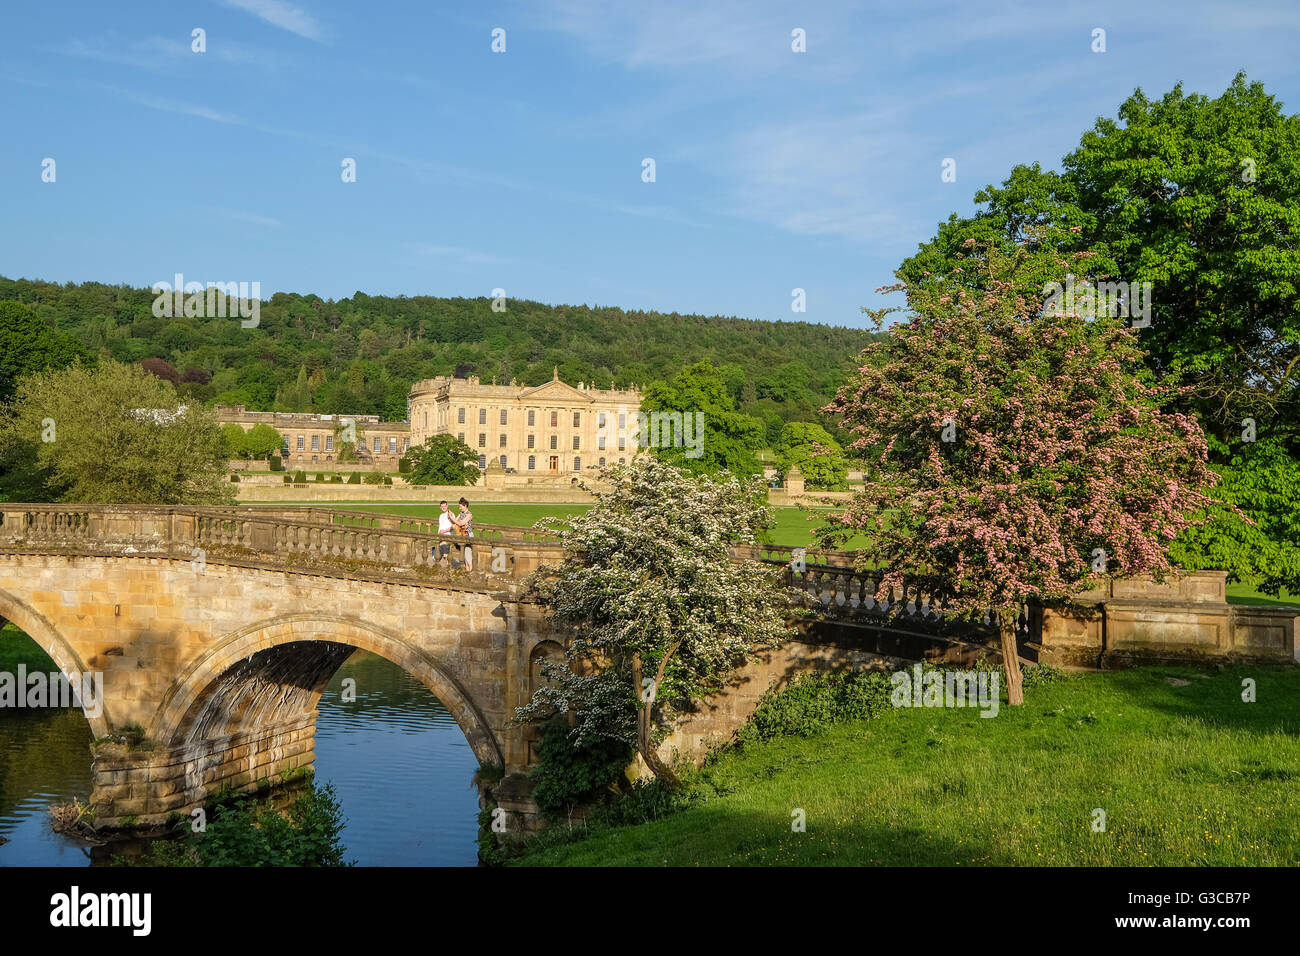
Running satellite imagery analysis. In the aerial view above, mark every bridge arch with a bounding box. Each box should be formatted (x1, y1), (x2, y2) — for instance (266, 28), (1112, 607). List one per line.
(0, 585), (110, 736)
(150, 612), (503, 767)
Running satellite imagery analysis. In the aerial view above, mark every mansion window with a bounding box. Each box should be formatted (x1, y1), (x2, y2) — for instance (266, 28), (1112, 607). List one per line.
(527, 455), (536, 471)
(572, 435), (580, 450)
(373, 437), (381, 452)
(573, 456), (581, 471)
(478, 455), (486, 470)
(458, 407), (466, 424)
(527, 434), (535, 449)
(326, 435), (333, 451)
(527, 410), (535, 426)
(403, 439), (410, 451)
(499, 434), (507, 447)
(499, 409), (508, 425)
(457, 432), (464, 443)
(311, 435), (320, 451)
(499, 455), (507, 468)
(297, 435), (304, 450)
(478, 433), (486, 448)
(479, 408), (487, 425)
(573, 411), (581, 427)
(389, 438), (398, 453)
(618, 437), (626, 450)
(598, 412), (606, 428)
(549, 435), (558, 450)
(599, 457), (606, 468)
(598, 435), (606, 450)
(550, 411), (558, 428)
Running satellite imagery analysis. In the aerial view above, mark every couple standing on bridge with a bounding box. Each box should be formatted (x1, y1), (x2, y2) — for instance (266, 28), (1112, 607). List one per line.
(437, 498), (475, 570)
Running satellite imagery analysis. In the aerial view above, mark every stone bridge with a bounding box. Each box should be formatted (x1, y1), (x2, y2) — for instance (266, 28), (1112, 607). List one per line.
(0, 503), (1293, 831)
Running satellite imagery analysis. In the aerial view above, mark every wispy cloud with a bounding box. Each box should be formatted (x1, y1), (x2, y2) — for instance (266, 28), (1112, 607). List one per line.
(102, 85), (245, 125)
(219, 0), (325, 42)
(55, 33), (252, 70)
(528, 0), (857, 74)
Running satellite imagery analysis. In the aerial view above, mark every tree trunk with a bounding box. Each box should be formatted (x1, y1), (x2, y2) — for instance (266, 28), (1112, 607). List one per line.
(1000, 612), (1024, 706)
(631, 650), (682, 789)
(637, 702), (681, 789)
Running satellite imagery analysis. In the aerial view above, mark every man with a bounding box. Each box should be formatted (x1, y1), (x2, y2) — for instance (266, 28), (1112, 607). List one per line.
(453, 497), (474, 571)
(437, 500), (453, 564)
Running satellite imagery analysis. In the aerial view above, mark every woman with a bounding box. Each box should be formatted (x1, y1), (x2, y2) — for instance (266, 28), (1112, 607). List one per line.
(453, 497), (474, 570)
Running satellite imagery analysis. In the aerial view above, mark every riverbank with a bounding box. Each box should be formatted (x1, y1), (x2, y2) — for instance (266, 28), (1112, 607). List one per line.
(510, 664), (1300, 866)
(0, 623), (57, 672)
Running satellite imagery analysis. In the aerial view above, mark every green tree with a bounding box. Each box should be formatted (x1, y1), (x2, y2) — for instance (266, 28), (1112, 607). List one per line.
(401, 434), (480, 485)
(1170, 436), (1300, 596)
(515, 456), (797, 786)
(899, 73), (1300, 442)
(774, 422), (848, 490)
(0, 359), (234, 505)
(221, 423), (247, 458)
(641, 361), (764, 477)
(243, 423), (284, 460)
(0, 301), (85, 403)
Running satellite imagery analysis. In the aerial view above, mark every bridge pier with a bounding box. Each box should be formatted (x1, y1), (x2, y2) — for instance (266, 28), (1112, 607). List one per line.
(90, 713), (319, 828)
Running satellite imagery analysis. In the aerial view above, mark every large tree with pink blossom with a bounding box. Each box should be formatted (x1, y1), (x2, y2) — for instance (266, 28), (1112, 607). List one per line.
(823, 239), (1220, 704)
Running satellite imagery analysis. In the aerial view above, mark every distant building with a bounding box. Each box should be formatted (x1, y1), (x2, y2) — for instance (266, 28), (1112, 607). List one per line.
(407, 369), (642, 474)
(214, 405), (410, 468)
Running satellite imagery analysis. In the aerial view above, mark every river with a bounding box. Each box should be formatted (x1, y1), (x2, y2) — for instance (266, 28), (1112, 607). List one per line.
(0, 648), (481, 866)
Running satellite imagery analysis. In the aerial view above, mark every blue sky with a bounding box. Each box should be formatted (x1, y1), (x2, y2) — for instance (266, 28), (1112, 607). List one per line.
(2, 0), (1298, 329)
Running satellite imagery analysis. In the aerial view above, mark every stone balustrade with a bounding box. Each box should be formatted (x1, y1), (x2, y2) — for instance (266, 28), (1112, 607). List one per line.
(0, 504), (565, 583)
(0, 503), (1293, 664)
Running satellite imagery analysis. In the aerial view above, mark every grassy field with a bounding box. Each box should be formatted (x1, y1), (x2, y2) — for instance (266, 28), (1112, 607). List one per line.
(268, 501), (851, 550)
(513, 664), (1300, 866)
(0, 623), (57, 672)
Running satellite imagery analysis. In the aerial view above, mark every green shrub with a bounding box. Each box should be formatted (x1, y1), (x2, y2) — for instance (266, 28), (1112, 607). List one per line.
(331, 475), (343, 483)
(397, 458), (411, 474)
(283, 474), (292, 483)
(586, 777), (691, 828)
(123, 782), (351, 867)
(293, 470), (307, 484)
(347, 471), (361, 484)
(383, 476), (392, 485)
(529, 721), (634, 821)
(363, 472), (384, 485)
(738, 668), (894, 746)
(229, 473), (239, 482)
(316, 472), (325, 482)
(268, 455), (283, 472)
(1023, 663), (1068, 688)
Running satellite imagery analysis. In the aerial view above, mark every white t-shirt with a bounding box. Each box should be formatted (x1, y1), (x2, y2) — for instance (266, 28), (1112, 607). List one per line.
(437, 511), (453, 535)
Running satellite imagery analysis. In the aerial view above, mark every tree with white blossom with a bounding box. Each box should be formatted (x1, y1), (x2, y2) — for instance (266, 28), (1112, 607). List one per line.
(515, 455), (797, 787)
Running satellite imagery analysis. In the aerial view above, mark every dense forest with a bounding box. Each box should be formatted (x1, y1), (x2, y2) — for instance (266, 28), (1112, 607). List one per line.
(0, 276), (875, 445)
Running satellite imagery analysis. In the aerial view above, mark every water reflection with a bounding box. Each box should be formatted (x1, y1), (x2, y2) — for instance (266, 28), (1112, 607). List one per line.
(0, 648), (480, 867)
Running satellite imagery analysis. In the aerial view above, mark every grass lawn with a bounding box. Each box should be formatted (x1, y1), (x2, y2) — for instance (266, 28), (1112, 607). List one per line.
(262, 501), (855, 548)
(513, 664), (1300, 866)
(0, 623), (57, 672)
(1224, 582), (1300, 609)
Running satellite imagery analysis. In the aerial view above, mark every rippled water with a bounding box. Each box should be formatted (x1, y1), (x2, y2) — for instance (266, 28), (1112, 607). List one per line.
(0, 649), (480, 867)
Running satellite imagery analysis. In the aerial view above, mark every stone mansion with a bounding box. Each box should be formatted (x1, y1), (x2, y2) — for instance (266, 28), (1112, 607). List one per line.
(215, 405), (411, 468)
(217, 372), (643, 475)
(407, 371), (643, 475)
